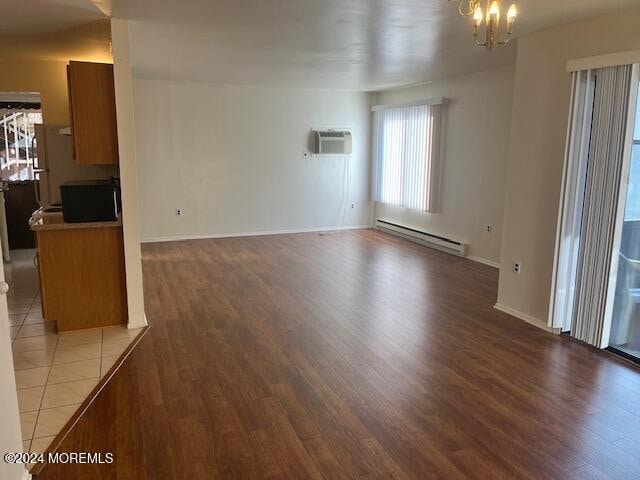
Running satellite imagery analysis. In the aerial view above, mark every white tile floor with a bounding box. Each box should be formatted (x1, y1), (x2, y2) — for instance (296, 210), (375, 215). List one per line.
(5, 249), (142, 454)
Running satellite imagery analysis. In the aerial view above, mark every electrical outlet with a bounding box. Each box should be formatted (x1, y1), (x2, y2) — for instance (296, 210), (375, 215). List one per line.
(351, 203), (355, 209)
(513, 261), (522, 275)
(176, 208), (182, 216)
(486, 224), (493, 233)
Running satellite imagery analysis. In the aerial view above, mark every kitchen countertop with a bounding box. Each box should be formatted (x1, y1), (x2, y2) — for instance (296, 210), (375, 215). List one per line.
(29, 209), (122, 231)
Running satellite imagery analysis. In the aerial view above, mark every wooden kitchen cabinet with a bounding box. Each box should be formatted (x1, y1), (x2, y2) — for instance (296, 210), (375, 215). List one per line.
(67, 61), (119, 165)
(34, 222), (128, 331)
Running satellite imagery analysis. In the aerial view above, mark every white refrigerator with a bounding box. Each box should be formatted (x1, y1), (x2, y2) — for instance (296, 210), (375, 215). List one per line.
(33, 124), (73, 207)
(33, 124), (117, 207)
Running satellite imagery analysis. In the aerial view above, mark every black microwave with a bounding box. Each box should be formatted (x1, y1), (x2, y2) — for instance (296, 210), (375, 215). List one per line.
(60, 179), (120, 223)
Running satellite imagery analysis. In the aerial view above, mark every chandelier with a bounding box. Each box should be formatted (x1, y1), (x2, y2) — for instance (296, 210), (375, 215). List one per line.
(449, 0), (518, 51)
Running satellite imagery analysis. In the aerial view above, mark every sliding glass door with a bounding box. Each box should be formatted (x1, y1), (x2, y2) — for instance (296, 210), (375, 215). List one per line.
(609, 83), (640, 359)
(550, 65), (640, 355)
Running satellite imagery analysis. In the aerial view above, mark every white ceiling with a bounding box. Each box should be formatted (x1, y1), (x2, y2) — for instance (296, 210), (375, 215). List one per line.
(110, 0), (640, 90)
(2, 0), (638, 90)
(0, 1), (111, 62)
(0, 1), (105, 35)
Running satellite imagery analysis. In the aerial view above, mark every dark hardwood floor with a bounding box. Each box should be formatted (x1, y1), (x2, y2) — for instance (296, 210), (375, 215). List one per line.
(37, 229), (640, 479)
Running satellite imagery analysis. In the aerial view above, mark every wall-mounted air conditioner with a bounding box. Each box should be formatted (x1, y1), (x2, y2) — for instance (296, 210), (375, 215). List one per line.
(313, 130), (352, 155)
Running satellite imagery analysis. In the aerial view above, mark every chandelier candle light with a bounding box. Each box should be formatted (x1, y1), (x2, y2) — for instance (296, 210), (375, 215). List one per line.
(449, 0), (518, 51)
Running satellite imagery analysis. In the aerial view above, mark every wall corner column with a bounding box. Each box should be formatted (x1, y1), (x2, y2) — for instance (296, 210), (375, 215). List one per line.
(111, 18), (147, 329)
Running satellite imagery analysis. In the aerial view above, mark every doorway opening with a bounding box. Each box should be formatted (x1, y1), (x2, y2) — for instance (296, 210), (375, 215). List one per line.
(549, 64), (640, 360)
(0, 93), (44, 255)
(1, 98), (42, 180)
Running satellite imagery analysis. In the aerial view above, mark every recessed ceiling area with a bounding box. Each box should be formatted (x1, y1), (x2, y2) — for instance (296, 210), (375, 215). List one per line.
(111, 0), (640, 90)
(0, 0), (105, 35)
(0, 1), (111, 63)
(0, 21), (112, 63)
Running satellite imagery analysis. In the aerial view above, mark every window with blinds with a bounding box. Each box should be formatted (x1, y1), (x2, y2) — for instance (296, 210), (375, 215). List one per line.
(372, 101), (445, 213)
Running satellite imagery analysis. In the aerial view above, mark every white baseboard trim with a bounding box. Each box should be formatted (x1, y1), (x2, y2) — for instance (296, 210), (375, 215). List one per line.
(494, 303), (561, 334)
(467, 256), (501, 269)
(142, 225), (373, 244)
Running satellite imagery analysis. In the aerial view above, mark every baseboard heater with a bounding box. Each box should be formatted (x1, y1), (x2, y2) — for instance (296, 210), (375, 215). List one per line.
(375, 219), (469, 257)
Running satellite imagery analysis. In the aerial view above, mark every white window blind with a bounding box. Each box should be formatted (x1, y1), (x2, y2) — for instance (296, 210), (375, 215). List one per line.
(549, 64), (639, 348)
(372, 102), (444, 212)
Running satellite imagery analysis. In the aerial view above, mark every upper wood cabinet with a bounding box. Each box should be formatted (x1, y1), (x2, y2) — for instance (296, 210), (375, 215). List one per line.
(67, 61), (119, 165)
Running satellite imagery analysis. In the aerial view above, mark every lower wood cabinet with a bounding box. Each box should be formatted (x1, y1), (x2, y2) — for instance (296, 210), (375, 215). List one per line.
(36, 226), (128, 331)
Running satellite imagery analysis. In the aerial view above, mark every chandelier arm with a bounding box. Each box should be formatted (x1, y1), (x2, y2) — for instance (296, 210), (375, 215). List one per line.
(457, 0), (480, 16)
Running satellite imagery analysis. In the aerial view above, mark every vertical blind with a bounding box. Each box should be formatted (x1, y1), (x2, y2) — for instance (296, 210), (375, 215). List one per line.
(572, 65), (634, 347)
(372, 103), (444, 212)
(549, 70), (596, 332)
(549, 63), (637, 348)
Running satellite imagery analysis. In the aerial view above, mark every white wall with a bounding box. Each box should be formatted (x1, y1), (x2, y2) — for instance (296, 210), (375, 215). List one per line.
(373, 66), (515, 265)
(133, 80), (372, 241)
(498, 7), (640, 325)
(111, 19), (147, 329)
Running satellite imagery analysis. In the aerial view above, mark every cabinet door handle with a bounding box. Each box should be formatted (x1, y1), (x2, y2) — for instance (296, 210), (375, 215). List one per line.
(0, 282), (9, 295)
